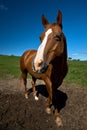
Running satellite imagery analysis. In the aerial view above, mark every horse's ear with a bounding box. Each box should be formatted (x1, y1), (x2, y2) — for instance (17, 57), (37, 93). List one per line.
(42, 15), (49, 28)
(57, 10), (62, 29)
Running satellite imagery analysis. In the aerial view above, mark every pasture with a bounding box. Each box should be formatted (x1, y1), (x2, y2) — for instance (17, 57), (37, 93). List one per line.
(0, 54), (87, 130)
(0, 55), (87, 87)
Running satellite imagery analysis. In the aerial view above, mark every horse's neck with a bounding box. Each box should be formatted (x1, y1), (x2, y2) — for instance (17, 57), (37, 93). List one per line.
(50, 56), (67, 87)
(52, 55), (66, 66)
(52, 55), (67, 77)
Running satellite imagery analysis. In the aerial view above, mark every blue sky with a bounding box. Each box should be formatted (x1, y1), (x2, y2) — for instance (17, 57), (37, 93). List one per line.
(0, 0), (87, 60)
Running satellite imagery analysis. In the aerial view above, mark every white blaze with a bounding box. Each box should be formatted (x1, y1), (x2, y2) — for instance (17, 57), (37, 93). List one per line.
(34, 28), (52, 63)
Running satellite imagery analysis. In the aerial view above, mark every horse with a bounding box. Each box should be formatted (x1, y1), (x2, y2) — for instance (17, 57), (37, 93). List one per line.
(20, 10), (68, 126)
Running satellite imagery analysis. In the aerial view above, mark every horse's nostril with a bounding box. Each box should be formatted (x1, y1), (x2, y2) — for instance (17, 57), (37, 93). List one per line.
(38, 59), (43, 67)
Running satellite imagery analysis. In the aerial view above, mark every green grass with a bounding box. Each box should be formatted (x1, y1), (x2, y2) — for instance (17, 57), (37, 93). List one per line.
(64, 60), (87, 87)
(0, 55), (20, 79)
(0, 55), (87, 87)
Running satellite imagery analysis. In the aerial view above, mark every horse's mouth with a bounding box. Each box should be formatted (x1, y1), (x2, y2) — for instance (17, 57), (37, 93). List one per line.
(32, 60), (48, 73)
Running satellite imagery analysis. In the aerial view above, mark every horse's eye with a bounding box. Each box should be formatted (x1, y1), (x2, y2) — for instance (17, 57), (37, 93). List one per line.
(54, 34), (61, 41)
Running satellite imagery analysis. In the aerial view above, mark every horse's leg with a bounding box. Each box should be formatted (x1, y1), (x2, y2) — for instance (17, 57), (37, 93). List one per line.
(21, 71), (28, 99)
(44, 77), (52, 114)
(53, 90), (63, 126)
(31, 77), (38, 101)
(54, 108), (63, 126)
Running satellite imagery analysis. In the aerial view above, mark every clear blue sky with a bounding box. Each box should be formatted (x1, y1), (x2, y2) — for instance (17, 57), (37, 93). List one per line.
(0, 0), (87, 60)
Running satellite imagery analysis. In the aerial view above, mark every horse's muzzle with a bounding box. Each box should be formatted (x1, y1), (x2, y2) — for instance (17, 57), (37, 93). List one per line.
(32, 60), (48, 73)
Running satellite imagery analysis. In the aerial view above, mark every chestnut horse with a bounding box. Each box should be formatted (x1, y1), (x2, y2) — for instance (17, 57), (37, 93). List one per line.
(20, 11), (68, 126)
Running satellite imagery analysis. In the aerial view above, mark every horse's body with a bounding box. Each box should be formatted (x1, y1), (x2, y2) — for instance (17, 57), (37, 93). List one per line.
(20, 11), (68, 126)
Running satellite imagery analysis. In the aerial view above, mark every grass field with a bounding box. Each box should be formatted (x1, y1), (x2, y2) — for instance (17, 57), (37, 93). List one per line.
(0, 55), (87, 87)
(0, 55), (20, 79)
(65, 60), (87, 87)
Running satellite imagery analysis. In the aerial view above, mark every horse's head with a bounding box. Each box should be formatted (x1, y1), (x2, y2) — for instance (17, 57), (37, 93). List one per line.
(33, 11), (66, 73)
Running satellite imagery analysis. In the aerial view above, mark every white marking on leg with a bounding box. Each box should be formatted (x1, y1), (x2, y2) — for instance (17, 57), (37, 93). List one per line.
(55, 117), (63, 126)
(46, 107), (51, 114)
(25, 93), (28, 99)
(35, 96), (39, 101)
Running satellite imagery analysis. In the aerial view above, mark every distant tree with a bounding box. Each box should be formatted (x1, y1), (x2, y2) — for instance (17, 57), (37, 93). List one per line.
(68, 57), (72, 60)
(77, 59), (80, 61)
(11, 54), (14, 57)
